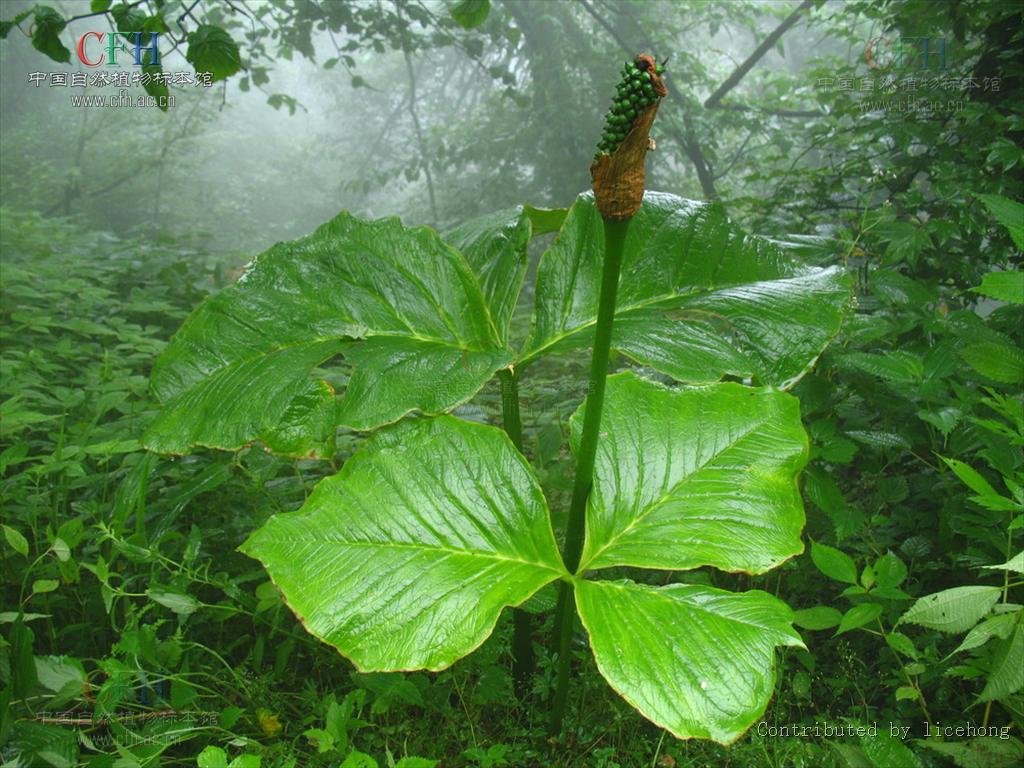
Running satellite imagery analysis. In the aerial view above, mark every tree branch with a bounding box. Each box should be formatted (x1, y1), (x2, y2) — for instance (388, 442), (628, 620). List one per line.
(577, 0), (635, 54)
(703, 0), (814, 109)
(395, 2), (438, 225)
(65, 0), (147, 25)
(681, 129), (718, 200)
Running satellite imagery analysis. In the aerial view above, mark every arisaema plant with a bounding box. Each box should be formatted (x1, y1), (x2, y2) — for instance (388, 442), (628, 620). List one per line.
(144, 55), (850, 743)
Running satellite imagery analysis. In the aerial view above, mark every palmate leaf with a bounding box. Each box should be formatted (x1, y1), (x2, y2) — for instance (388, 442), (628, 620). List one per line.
(574, 373), (807, 573)
(522, 192), (850, 388)
(575, 579), (804, 743)
(145, 212), (512, 454)
(240, 416), (566, 671)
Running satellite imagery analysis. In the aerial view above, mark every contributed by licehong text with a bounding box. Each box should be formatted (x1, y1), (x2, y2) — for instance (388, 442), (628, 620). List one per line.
(757, 720), (1011, 740)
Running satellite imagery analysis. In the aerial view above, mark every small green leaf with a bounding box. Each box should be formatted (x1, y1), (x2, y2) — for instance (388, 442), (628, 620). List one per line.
(51, 537), (70, 562)
(0, 612), (50, 623)
(197, 746), (228, 768)
(960, 342), (1024, 384)
(940, 457), (1018, 511)
(900, 586), (1001, 634)
(859, 728), (924, 768)
(836, 603), (883, 635)
(0, 9), (32, 39)
(973, 271), (1024, 304)
(340, 751), (378, 768)
(922, 737), (1024, 768)
(142, 14), (170, 34)
(5, 721), (78, 768)
(450, 0), (490, 29)
(3, 525), (29, 556)
(979, 621), (1024, 701)
(32, 579), (59, 595)
(839, 351), (923, 384)
(147, 589), (200, 616)
(171, 678), (198, 708)
(861, 564), (875, 590)
(885, 631), (918, 659)
(983, 551), (1024, 575)
(186, 24), (241, 82)
(219, 706), (243, 729)
(810, 541), (858, 584)
(141, 48), (169, 111)
(872, 587), (912, 601)
(90, 0), (113, 12)
(304, 728), (334, 753)
(793, 606), (843, 630)
(31, 6), (70, 63)
(975, 193), (1024, 250)
(953, 611), (1020, 654)
(874, 552), (907, 588)
(110, 3), (146, 38)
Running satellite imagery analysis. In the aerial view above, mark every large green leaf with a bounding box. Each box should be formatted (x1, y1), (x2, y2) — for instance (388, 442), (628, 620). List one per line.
(522, 192), (849, 387)
(574, 373), (807, 573)
(240, 416), (566, 671)
(575, 579), (803, 744)
(444, 205), (566, 343)
(145, 212), (511, 454)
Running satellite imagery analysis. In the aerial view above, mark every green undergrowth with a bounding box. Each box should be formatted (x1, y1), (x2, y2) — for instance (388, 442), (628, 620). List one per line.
(1, 206), (1020, 768)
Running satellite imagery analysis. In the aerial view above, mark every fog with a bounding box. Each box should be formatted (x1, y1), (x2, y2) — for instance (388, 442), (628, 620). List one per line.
(0, 0), (860, 256)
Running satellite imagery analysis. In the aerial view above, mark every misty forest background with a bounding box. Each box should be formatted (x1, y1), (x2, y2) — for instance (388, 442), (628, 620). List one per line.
(1, 1), (1023, 767)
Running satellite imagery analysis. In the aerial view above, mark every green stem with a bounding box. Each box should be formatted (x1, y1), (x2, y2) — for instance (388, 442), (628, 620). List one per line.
(498, 367), (534, 696)
(548, 217), (630, 736)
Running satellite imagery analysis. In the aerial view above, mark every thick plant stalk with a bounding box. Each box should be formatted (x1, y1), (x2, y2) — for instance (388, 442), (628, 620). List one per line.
(498, 367), (535, 695)
(548, 217), (629, 734)
(548, 53), (665, 737)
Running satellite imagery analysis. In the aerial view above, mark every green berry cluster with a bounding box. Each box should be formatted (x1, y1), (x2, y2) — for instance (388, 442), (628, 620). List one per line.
(595, 59), (666, 158)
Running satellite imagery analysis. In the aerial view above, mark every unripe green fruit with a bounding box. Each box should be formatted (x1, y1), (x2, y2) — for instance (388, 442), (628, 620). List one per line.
(597, 57), (668, 156)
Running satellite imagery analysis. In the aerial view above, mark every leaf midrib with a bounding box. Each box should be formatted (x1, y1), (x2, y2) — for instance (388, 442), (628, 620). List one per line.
(578, 406), (775, 572)
(582, 579), (792, 635)
(160, 331), (507, 402)
(263, 536), (566, 576)
(520, 270), (830, 366)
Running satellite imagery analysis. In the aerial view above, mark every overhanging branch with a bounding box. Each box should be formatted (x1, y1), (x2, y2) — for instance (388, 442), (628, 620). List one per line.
(703, 0), (814, 110)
